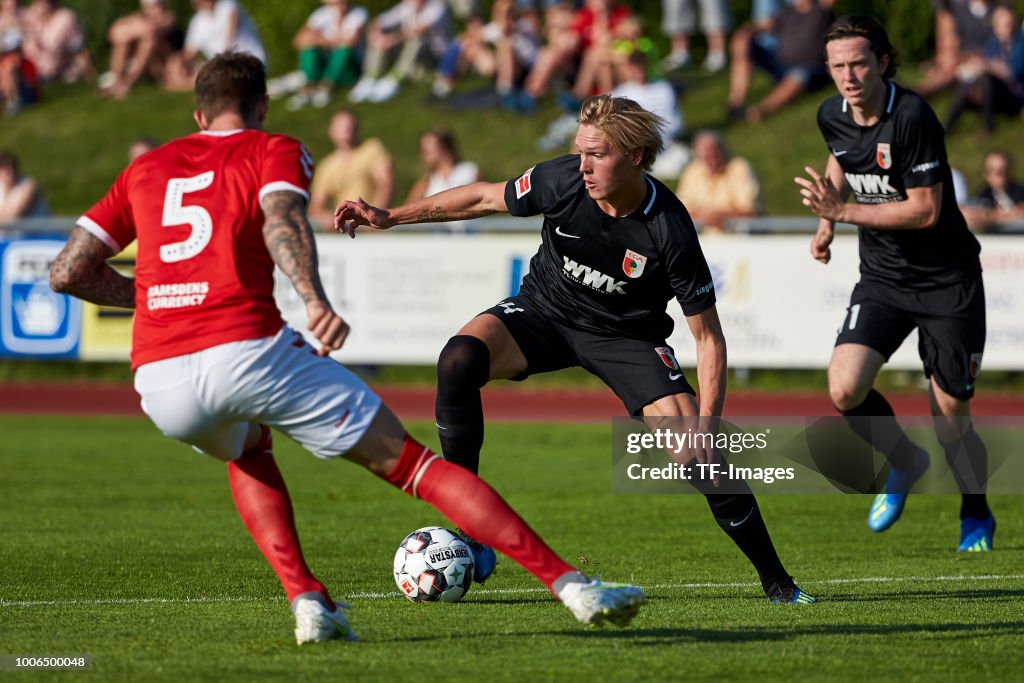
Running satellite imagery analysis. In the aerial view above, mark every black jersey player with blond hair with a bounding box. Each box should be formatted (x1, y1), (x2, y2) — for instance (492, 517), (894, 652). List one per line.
(795, 15), (993, 551)
(336, 94), (815, 604)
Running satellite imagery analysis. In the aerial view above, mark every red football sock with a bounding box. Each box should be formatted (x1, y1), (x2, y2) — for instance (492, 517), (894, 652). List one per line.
(381, 436), (576, 594)
(227, 426), (332, 607)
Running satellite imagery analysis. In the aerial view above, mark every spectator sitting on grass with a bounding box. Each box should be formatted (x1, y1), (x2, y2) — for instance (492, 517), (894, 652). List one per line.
(162, 0), (266, 92)
(20, 0), (92, 83)
(725, 0), (833, 123)
(98, 0), (181, 99)
(518, 0), (630, 112)
(660, 0), (730, 73)
(288, 0), (369, 111)
(431, 0), (539, 101)
(0, 149), (49, 220)
(917, 0), (995, 98)
(563, 1), (635, 105)
(0, 0), (39, 116)
(943, 4), (1024, 135)
(309, 110), (394, 229)
(348, 0), (453, 104)
(405, 127), (480, 232)
(676, 130), (759, 233)
(964, 150), (1024, 231)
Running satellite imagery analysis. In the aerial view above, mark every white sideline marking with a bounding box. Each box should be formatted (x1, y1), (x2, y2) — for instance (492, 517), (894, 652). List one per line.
(2, 574), (1022, 608)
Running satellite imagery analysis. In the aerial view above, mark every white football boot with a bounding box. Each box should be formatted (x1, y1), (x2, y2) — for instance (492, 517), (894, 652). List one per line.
(558, 578), (646, 627)
(292, 595), (358, 644)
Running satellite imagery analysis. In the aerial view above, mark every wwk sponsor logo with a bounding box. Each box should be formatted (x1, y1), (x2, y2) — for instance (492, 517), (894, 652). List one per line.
(562, 257), (627, 294)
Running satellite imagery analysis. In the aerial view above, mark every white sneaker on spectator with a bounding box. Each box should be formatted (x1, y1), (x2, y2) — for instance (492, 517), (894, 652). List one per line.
(432, 77), (453, 98)
(97, 71), (116, 90)
(267, 70), (307, 98)
(311, 88), (331, 108)
(370, 75), (400, 102)
(537, 114), (579, 151)
(349, 76), (377, 103)
(286, 92), (310, 111)
(661, 50), (690, 72)
(292, 595), (358, 644)
(703, 51), (727, 73)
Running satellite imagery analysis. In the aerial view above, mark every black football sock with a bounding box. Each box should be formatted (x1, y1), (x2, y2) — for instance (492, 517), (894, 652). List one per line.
(838, 389), (920, 471)
(705, 493), (788, 592)
(435, 335), (490, 474)
(941, 426), (990, 519)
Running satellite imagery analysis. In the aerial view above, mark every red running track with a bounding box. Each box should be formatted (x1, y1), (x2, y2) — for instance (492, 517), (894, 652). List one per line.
(1, 382), (1022, 420)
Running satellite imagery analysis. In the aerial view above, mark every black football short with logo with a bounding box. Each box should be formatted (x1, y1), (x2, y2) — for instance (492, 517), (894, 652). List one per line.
(480, 294), (696, 415)
(835, 274), (986, 400)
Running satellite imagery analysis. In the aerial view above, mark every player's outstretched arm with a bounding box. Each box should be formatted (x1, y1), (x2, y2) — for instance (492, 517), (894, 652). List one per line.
(796, 162), (941, 230)
(334, 181), (508, 237)
(49, 226), (135, 308)
(262, 189), (349, 355)
(686, 304), (727, 418)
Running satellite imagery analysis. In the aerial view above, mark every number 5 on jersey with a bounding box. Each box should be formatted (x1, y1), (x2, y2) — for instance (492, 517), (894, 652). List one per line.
(161, 171), (215, 263)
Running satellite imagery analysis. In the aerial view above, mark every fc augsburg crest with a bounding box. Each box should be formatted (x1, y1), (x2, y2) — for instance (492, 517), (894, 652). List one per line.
(622, 249), (647, 278)
(876, 143), (893, 169)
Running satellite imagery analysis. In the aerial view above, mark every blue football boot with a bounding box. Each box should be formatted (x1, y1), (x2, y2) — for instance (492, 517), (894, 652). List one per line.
(456, 529), (497, 583)
(957, 513), (996, 552)
(868, 447), (930, 532)
(767, 577), (817, 604)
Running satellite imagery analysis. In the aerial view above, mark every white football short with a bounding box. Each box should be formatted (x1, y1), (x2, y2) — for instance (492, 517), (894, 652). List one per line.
(134, 326), (382, 461)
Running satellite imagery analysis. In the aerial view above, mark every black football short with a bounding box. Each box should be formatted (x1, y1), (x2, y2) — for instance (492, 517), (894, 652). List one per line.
(480, 295), (696, 415)
(835, 276), (986, 400)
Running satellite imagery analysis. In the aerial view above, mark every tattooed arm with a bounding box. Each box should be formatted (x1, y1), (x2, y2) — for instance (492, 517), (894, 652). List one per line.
(333, 181), (508, 237)
(261, 189), (349, 355)
(50, 226), (135, 308)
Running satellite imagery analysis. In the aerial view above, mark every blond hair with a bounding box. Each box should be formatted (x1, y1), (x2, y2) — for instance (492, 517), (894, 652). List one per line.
(578, 94), (666, 171)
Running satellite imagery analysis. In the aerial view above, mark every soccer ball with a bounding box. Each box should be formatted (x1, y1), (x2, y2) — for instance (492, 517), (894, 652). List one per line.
(393, 526), (475, 603)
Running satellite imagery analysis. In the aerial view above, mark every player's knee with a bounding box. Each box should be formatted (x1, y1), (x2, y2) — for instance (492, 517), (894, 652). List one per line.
(932, 409), (971, 444)
(933, 417), (963, 445)
(829, 377), (867, 412)
(437, 335), (490, 392)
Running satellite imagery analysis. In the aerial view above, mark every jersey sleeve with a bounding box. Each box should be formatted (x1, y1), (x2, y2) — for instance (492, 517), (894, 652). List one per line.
(503, 155), (578, 217)
(659, 215), (716, 316)
(77, 167), (135, 254)
(260, 135), (313, 203)
(899, 99), (948, 189)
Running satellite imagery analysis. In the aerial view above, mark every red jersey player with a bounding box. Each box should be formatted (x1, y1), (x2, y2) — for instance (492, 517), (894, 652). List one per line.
(49, 51), (644, 644)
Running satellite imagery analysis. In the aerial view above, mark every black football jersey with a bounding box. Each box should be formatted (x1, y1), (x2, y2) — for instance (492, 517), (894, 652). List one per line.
(817, 81), (981, 289)
(503, 155), (715, 342)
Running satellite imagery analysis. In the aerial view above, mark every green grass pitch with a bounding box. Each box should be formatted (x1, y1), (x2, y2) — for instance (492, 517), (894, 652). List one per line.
(2, 415), (1022, 682)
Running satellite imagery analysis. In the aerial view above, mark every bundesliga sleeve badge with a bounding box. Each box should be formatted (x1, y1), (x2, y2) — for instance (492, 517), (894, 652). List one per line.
(622, 249), (647, 278)
(515, 166), (534, 198)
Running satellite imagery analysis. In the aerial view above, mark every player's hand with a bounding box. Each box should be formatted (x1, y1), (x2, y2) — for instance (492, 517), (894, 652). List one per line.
(333, 197), (395, 238)
(811, 221), (834, 264)
(306, 299), (350, 355)
(795, 166), (846, 223)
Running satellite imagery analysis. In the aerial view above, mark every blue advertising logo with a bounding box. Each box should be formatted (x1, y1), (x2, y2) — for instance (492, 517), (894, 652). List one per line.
(1, 239), (81, 357)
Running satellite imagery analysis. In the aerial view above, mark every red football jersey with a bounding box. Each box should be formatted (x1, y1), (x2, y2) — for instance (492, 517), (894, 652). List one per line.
(78, 129), (314, 369)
